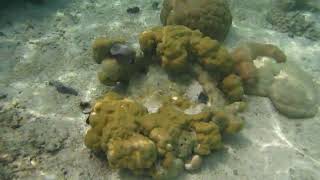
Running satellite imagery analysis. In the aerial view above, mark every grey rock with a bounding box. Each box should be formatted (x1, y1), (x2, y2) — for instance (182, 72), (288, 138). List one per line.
(248, 57), (319, 118)
(269, 63), (319, 118)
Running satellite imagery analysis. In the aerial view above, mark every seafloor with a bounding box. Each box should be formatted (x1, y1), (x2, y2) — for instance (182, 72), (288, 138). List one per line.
(0, 0), (320, 179)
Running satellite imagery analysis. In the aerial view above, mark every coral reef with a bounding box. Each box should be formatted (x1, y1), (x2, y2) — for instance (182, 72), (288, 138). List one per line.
(266, 5), (320, 40)
(84, 92), (244, 179)
(160, 0), (232, 41)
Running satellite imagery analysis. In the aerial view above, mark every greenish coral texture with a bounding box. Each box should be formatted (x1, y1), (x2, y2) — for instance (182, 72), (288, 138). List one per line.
(85, 92), (244, 179)
(160, 0), (232, 41)
(139, 25), (234, 76)
(139, 25), (242, 102)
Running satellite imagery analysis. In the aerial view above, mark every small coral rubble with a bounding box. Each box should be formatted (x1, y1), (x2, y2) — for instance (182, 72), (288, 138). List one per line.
(84, 92), (244, 179)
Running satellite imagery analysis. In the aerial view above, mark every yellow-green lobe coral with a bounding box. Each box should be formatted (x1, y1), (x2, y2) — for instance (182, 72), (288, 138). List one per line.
(222, 74), (244, 102)
(85, 92), (244, 179)
(213, 110), (244, 134)
(139, 25), (234, 75)
(84, 92), (156, 171)
(191, 121), (222, 155)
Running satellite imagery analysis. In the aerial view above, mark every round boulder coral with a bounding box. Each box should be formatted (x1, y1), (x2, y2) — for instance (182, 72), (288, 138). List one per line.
(160, 0), (232, 41)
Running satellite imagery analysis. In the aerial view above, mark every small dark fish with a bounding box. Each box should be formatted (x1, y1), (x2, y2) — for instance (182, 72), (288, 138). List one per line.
(110, 43), (135, 64)
(126, 6), (140, 14)
(49, 80), (78, 96)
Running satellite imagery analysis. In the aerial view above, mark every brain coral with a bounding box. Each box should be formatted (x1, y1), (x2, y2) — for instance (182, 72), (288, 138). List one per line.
(160, 0), (232, 41)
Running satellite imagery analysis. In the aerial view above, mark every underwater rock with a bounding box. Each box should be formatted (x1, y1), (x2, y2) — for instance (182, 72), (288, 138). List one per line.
(160, 0), (232, 41)
(247, 57), (319, 118)
(79, 101), (91, 114)
(109, 43), (136, 64)
(48, 80), (78, 96)
(126, 6), (140, 14)
(84, 92), (244, 179)
(269, 63), (319, 118)
(184, 155), (202, 171)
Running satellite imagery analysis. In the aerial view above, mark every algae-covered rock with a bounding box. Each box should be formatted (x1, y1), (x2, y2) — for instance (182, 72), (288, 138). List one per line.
(160, 0), (232, 41)
(84, 92), (244, 179)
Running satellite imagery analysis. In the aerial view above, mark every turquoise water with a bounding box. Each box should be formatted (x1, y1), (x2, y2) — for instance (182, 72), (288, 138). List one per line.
(0, 0), (319, 179)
